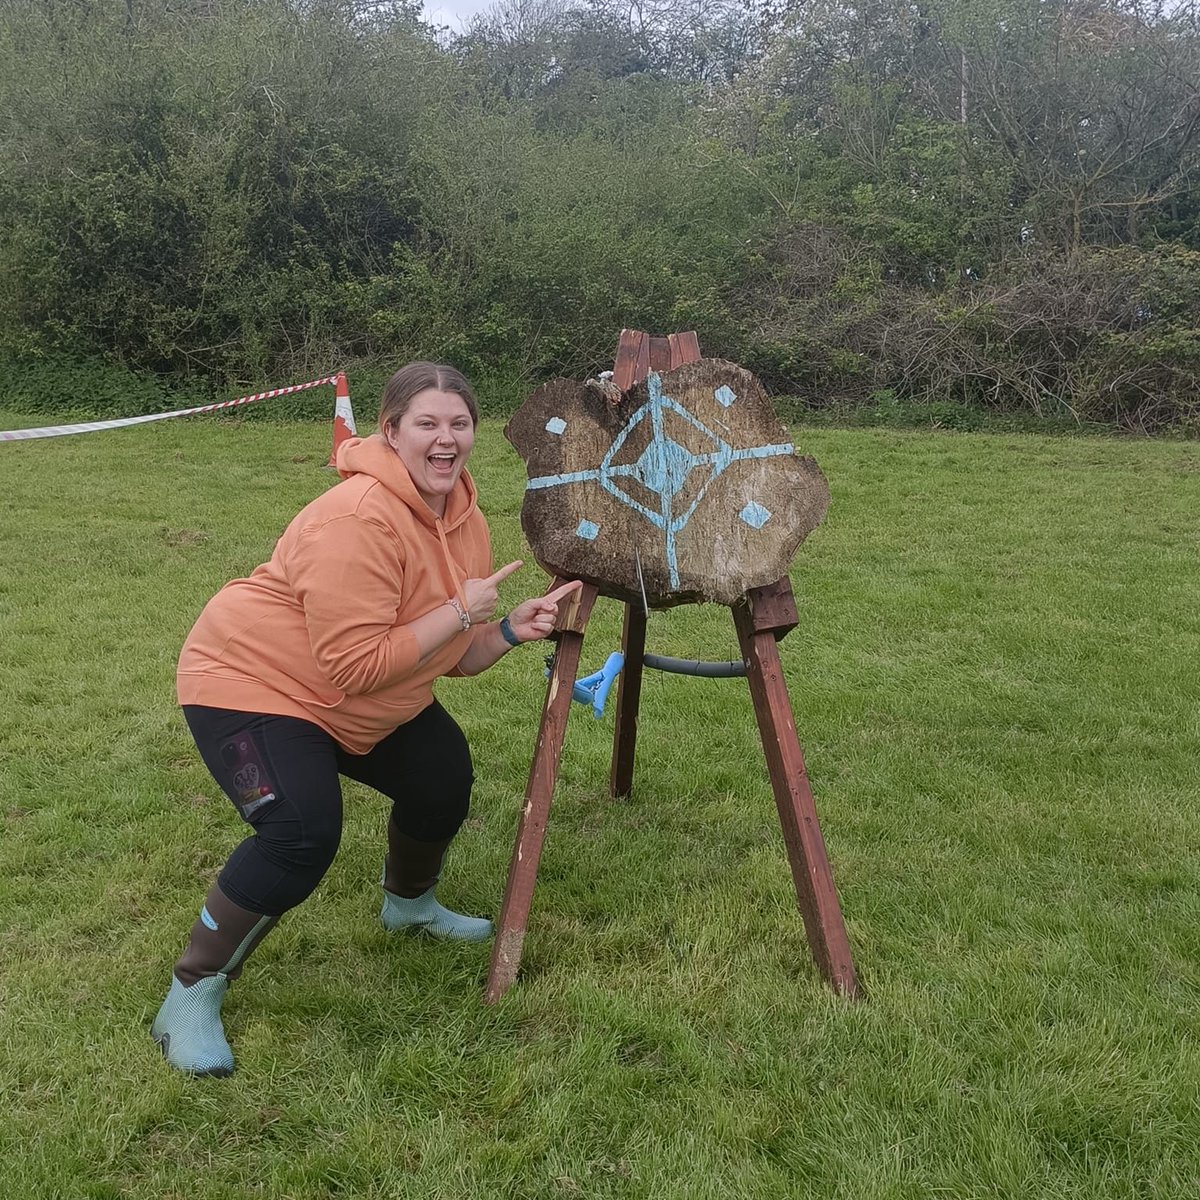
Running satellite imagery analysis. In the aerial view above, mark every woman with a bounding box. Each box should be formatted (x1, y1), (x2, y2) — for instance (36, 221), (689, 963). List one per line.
(152, 361), (579, 1077)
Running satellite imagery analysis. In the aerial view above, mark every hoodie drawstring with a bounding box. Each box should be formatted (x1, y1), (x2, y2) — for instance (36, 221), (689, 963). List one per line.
(434, 517), (468, 610)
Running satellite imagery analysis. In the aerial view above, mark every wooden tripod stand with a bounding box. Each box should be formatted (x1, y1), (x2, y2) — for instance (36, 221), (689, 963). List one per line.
(484, 334), (860, 1003)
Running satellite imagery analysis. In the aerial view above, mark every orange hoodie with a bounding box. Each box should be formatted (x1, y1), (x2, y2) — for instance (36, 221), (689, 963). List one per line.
(177, 435), (492, 754)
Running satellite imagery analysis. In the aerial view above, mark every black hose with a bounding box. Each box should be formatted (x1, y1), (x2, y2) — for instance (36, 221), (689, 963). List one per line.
(642, 654), (745, 678)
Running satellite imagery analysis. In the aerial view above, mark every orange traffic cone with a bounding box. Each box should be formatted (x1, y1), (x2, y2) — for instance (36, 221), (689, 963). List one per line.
(328, 373), (357, 466)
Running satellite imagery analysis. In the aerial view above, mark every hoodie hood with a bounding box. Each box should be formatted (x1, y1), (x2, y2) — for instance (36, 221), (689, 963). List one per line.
(335, 434), (479, 532)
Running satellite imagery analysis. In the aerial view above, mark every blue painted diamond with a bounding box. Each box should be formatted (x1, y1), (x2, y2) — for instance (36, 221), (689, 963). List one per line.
(632, 437), (702, 500)
(739, 501), (772, 529)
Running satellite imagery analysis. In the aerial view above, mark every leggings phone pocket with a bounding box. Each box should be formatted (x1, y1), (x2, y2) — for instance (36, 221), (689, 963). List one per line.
(219, 732), (283, 823)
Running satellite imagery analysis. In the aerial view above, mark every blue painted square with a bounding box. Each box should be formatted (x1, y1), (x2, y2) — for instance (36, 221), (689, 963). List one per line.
(576, 519), (600, 541)
(739, 501), (771, 529)
(545, 416), (567, 435)
(714, 385), (737, 408)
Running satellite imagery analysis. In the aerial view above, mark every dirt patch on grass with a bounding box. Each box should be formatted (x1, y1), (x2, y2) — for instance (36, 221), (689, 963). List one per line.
(161, 528), (210, 547)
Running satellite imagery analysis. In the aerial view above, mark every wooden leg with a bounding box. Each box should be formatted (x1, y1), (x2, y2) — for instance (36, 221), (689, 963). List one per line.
(485, 583), (598, 1003)
(732, 602), (860, 999)
(610, 602), (647, 800)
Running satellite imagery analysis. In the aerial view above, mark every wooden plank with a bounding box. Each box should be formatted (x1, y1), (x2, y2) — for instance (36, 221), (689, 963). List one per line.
(675, 330), (701, 364)
(667, 331), (702, 369)
(485, 582), (599, 1004)
(648, 336), (672, 374)
(609, 602), (648, 799)
(634, 331), (651, 389)
(732, 601), (860, 999)
(745, 578), (799, 640)
(612, 330), (643, 393)
(553, 574), (592, 635)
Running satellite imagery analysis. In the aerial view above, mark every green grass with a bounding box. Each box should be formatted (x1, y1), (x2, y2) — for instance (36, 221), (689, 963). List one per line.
(2, 412), (1199, 1198)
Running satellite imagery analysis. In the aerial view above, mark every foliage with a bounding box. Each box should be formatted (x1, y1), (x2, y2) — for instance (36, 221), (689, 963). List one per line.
(0, 353), (207, 421)
(0, 0), (437, 380)
(0, 0), (1197, 428)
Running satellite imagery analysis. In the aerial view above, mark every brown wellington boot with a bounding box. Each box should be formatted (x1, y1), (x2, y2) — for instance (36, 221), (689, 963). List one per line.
(379, 818), (492, 941)
(150, 883), (279, 1076)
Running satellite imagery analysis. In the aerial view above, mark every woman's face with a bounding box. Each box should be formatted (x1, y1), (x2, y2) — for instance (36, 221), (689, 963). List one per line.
(385, 388), (476, 515)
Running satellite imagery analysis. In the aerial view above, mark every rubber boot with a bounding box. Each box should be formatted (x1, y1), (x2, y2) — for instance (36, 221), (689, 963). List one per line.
(151, 883), (278, 1076)
(380, 820), (492, 942)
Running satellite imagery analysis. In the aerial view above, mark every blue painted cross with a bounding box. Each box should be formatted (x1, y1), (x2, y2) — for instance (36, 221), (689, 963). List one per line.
(526, 372), (793, 589)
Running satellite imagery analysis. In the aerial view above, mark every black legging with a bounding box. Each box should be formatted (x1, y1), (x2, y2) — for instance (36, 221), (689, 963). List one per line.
(182, 701), (474, 915)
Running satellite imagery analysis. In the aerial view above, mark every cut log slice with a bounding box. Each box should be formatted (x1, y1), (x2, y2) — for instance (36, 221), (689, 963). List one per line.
(505, 359), (830, 607)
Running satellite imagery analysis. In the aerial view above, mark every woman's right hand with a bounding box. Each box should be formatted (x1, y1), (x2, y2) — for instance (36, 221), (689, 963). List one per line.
(460, 561), (524, 625)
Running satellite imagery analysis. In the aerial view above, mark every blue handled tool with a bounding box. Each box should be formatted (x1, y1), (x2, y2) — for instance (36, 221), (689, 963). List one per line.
(545, 651), (625, 719)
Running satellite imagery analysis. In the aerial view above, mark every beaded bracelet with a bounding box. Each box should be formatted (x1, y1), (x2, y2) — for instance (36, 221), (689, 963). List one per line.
(445, 597), (471, 632)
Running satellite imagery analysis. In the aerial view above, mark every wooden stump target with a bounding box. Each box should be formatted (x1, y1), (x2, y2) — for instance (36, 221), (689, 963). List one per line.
(505, 360), (831, 608)
(485, 330), (860, 1003)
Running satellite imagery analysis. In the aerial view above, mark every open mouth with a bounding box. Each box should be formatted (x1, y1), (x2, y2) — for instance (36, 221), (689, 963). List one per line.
(428, 453), (456, 474)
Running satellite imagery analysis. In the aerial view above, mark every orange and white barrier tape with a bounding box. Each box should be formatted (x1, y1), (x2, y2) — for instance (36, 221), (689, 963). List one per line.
(0, 375), (340, 442)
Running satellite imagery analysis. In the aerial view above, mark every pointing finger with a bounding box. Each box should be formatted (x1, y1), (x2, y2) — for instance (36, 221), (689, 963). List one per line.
(544, 579), (584, 605)
(486, 560), (524, 586)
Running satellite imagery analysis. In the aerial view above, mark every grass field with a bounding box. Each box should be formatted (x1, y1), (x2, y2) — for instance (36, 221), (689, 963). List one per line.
(2, 413), (1198, 1199)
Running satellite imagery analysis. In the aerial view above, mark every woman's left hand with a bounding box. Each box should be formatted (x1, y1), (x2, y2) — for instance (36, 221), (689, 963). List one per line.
(503, 580), (584, 643)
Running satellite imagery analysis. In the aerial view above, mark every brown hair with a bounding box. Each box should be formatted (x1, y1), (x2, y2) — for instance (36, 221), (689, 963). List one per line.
(378, 361), (479, 433)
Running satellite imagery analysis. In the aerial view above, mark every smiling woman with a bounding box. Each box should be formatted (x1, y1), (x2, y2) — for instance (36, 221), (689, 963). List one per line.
(151, 360), (581, 1078)
(380, 364), (478, 517)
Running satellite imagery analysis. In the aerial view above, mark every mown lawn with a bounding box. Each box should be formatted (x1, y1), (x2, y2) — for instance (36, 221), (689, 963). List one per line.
(1, 413), (1198, 1199)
